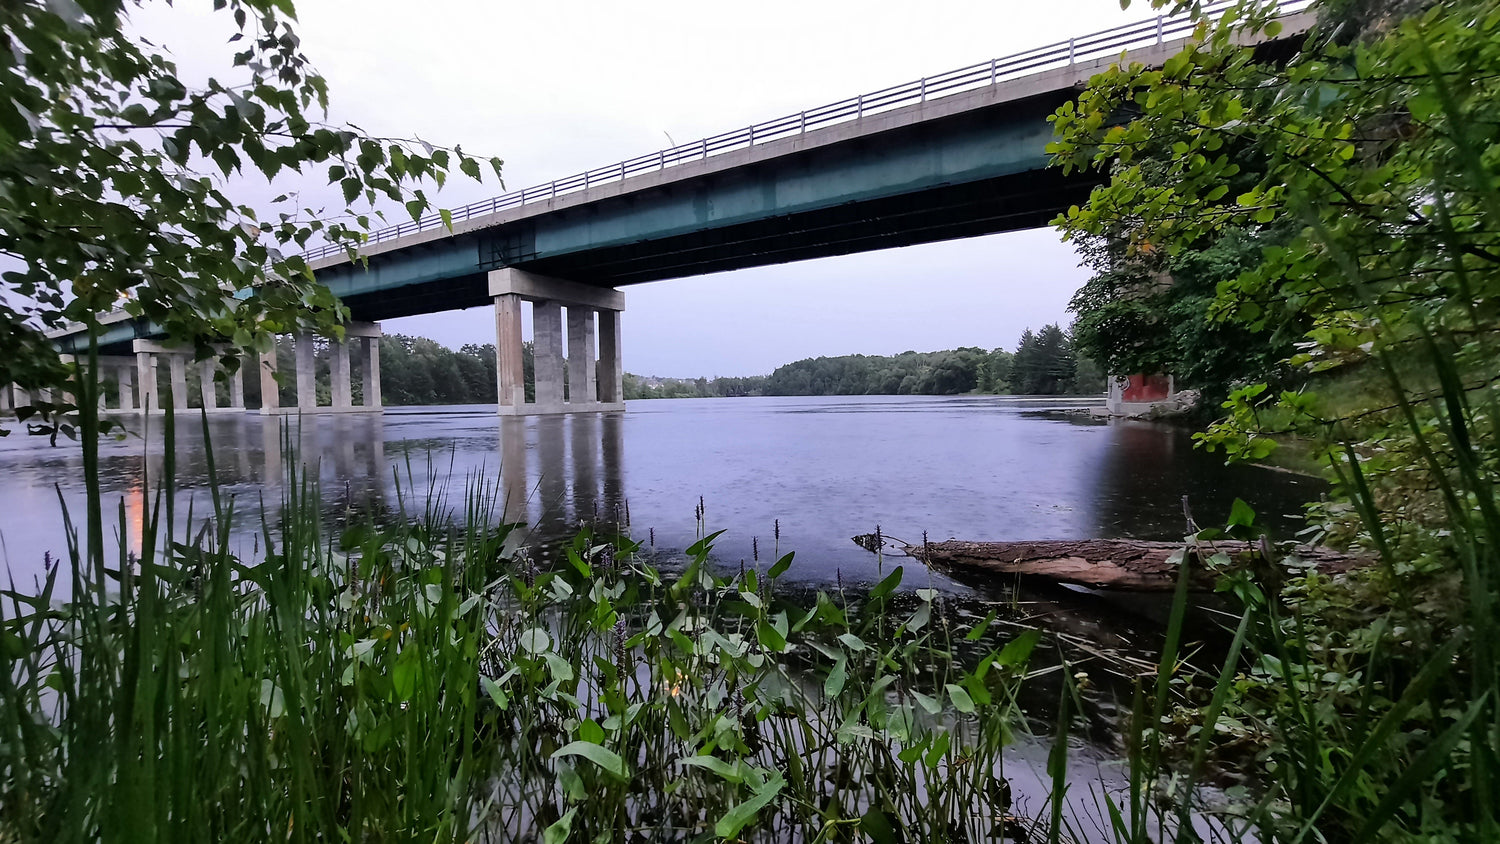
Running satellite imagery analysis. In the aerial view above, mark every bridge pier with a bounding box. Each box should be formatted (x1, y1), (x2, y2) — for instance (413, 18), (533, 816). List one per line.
(259, 323), (382, 415)
(129, 340), (249, 414)
(490, 269), (625, 416)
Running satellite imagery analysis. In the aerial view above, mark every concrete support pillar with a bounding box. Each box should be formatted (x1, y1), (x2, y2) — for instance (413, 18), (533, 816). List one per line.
(198, 359), (218, 411)
(598, 309), (624, 405)
(228, 364), (244, 409)
(117, 364), (135, 411)
(330, 340), (351, 410)
(295, 332), (317, 410)
(489, 268), (625, 415)
(533, 301), (566, 410)
(567, 307), (597, 405)
(167, 355), (188, 411)
(136, 352), (158, 413)
(259, 348), (280, 416)
(0, 384), (12, 412)
(361, 336), (382, 409)
(494, 294), (526, 410)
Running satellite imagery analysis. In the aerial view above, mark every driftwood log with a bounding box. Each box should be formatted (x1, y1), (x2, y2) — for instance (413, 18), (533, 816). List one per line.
(854, 537), (1366, 592)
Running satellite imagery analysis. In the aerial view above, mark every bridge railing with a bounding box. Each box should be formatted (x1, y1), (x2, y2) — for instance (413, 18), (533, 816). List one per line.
(303, 0), (1312, 263)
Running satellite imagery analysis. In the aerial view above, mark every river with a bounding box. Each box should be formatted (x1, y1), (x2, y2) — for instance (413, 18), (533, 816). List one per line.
(0, 395), (1321, 595)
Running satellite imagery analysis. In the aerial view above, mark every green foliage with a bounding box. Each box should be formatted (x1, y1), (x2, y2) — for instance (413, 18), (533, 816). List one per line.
(1011, 324), (1101, 395)
(0, 0), (499, 431)
(1051, 0), (1500, 839)
(624, 373), (766, 400)
(379, 334), (501, 406)
(760, 341), (1099, 397)
(764, 348), (989, 395)
(1068, 225), (1301, 403)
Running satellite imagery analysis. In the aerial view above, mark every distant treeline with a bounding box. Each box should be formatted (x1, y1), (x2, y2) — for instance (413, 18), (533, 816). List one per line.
(365, 324), (1103, 406)
(762, 324), (1103, 397)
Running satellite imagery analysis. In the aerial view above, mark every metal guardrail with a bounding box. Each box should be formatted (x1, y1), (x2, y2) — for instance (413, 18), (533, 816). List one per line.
(303, 0), (1313, 263)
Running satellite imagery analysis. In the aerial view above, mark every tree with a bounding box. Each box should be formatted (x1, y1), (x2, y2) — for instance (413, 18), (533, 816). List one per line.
(0, 0), (499, 433)
(1010, 324), (1078, 395)
(1049, 0), (1500, 836)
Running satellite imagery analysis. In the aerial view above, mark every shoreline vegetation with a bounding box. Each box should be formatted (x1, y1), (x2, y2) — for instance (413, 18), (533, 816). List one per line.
(361, 322), (1106, 407)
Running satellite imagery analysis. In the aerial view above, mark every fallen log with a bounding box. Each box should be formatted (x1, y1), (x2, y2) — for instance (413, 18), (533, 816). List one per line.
(852, 537), (1367, 592)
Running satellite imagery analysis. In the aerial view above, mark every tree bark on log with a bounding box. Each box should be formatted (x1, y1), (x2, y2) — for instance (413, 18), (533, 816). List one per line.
(867, 538), (1365, 592)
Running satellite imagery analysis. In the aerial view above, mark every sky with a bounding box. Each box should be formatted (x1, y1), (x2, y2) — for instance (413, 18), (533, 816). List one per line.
(130, 0), (1161, 377)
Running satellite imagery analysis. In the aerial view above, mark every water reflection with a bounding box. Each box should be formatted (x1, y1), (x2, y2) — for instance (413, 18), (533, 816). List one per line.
(498, 413), (628, 539)
(1089, 417), (1321, 540)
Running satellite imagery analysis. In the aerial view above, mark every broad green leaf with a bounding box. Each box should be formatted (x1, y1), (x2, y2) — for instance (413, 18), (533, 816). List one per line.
(825, 655), (848, 698)
(714, 772), (785, 838)
(551, 741), (627, 779)
(946, 683), (975, 714)
(543, 807), (576, 844)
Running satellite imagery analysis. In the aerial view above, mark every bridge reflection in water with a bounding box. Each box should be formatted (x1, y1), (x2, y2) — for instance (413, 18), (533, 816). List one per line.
(498, 413), (627, 542)
(257, 411), (629, 545)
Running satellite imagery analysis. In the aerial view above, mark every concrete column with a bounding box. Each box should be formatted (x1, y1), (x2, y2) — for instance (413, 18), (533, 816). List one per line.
(167, 355), (188, 411)
(330, 340), (351, 410)
(295, 332), (317, 410)
(198, 359), (218, 411)
(488, 268), (625, 416)
(228, 364), (244, 409)
(117, 364), (135, 411)
(597, 309), (624, 405)
(566, 307), (597, 405)
(362, 336), (382, 409)
(259, 348), (280, 415)
(533, 300), (566, 410)
(494, 294), (526, 410)
(136, 352), (158, 413)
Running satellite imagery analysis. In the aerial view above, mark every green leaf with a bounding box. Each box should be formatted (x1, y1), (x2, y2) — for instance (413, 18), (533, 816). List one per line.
(859, 806), (900, 844)
(768, 551), (794, 579)
(924, 730), (951, 768)
(577, 718), (605, 744)
(543, 807), (576, 844)
(756, 619), (787, 652)
(825, 655), (848, 698)
(996, 629), (1042, 667)
(519, 627), (551, 654)
(868, 566), (904, 602)
(965, 609), (998, 641)
(678, 755), (744, 783)
(714, 772), (785, 838)
(946, 683), (975, 714)
(1227, 498), (1256, 528)
(551, 741), (627, 779)
(912, 690), (942, 715)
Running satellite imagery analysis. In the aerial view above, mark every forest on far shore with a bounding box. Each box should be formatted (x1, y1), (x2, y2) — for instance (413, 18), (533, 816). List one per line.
(318, 321), (1104, 406)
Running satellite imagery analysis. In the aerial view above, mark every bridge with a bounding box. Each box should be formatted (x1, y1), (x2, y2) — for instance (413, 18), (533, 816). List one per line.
(30, 2), (1313, 418)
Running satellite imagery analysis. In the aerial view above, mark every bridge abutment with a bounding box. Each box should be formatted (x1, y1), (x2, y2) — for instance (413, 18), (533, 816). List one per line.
(489, 269), (625, 416)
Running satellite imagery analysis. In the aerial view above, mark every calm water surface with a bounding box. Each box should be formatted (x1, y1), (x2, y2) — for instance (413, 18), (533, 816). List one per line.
(0, 395), (1321, 593)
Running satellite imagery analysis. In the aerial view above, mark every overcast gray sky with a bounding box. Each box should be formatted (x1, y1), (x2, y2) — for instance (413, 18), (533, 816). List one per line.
(136, 0), (1157, 377)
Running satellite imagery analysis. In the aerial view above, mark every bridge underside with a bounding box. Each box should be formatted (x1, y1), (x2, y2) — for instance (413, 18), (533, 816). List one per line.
(336, 167), (1095, 323)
